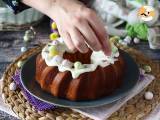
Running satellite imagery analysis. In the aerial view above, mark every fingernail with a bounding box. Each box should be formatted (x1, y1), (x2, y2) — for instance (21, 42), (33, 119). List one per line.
(96, 45), (102, 51)
(103, 48), (111, 56)
(82, 46), (89, 53)
(84, 48), (89, 53)
(69, 47), (77, 53)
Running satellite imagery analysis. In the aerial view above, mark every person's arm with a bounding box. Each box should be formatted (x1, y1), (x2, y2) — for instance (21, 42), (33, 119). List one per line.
(22, 0), (111, 55)
(3, 0), (111, 54)
(2, 0), (111, 54)
(21, 0), (54, 17)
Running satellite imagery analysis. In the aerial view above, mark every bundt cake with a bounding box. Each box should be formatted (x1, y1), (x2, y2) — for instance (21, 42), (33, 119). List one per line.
(35, 38), (126, 101)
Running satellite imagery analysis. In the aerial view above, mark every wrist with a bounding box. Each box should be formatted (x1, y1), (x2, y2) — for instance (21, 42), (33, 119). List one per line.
(47, 0), (85, 19)
(45, 0), (69, 20)
(22, 0), (56, 16)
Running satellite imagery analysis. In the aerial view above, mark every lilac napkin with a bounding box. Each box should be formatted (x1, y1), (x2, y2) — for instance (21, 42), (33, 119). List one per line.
(12, 71), (56, 111)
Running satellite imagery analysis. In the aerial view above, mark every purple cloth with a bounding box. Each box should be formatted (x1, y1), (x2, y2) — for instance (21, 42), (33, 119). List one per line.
(12, 71), (56, 111)
(139, 69), (145, 80)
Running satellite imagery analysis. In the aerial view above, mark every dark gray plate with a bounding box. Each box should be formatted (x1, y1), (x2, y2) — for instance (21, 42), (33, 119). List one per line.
(20, 50), (139, 108)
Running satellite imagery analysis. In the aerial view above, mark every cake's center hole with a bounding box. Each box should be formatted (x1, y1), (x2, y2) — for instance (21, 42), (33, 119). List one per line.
(63, 50), (92, 64)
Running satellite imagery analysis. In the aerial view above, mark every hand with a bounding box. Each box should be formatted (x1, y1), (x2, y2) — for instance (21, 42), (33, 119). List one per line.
(47, 0), (111, 55)
(22, 0), (111, 55)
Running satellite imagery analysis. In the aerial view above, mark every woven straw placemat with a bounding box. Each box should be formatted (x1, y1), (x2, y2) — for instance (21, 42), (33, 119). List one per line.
(1, 43), (160, 120)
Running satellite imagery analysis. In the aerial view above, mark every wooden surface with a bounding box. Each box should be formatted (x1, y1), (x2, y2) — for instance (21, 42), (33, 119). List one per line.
(0, 18), (160, 119)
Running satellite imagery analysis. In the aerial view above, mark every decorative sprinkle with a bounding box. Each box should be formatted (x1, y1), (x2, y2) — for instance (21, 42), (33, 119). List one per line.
(74, 61), (84, 69)
(17, 61), (24, 68)
(50, 32), (59, 40)
(124, 36), (132, 44)
(9, 82), (17, 91)
(118, 39), (123, 44)
(121, 41), (128, 46)
(49, 46), (57, 51)
(143, 65), (152, 73)
(112, 45), (118, 54)
(49, 51), (59, 57)
(62, 60), (73, 68)
(114, 52), (120, 58)
(52, 40), (59, 46)
(24, 27), (36, 41)
(53, 55), (63, 64)
(51, 22), (57, 29)
(58, 37), (64, 43)
(49, 46), (59, 57)
(21, 47), (27, 53)
(144, 91), (153, 100)
(23, 35), (30, 42)
(133, 37), (140, 44)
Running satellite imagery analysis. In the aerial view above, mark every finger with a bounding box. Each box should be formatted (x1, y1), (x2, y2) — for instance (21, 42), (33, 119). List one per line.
(86, 12), (111, 55)
(69, 27), (89, 53)
(76, 20), (102, 51)
(59, 30), (77, 52)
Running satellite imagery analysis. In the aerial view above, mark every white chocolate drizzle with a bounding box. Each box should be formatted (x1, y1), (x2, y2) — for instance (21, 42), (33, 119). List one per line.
(42, 38), (119, 79)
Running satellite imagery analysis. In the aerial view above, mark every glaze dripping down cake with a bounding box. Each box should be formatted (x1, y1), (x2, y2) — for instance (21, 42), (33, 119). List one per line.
(35, 38), (126, 101)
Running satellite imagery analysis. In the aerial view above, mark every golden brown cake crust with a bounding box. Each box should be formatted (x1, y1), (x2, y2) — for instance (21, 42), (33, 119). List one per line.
(35, 51), (125, 101)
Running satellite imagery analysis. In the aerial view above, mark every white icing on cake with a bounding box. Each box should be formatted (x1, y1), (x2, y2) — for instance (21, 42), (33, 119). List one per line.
(42, 38), (119, 79)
